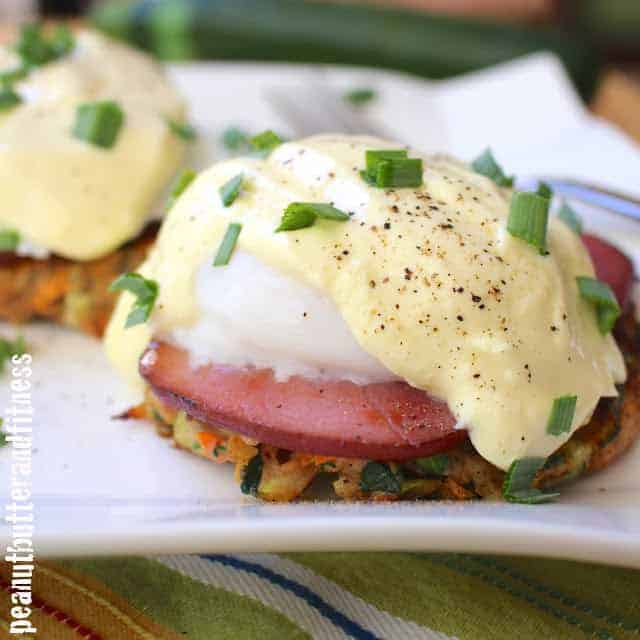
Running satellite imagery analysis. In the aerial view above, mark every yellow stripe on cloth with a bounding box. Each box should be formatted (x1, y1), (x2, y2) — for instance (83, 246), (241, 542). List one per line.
(0, 560), (183, 640)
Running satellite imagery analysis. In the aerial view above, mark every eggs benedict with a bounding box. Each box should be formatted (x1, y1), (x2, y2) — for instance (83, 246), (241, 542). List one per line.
(0, 25), (189, 335)
(106, 134), (638, 502)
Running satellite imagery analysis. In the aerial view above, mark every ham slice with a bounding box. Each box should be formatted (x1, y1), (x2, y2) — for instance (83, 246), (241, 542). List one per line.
(140, 234), (634, 461)
(140, 341), (466, 461)
(582, 234), (634, 308)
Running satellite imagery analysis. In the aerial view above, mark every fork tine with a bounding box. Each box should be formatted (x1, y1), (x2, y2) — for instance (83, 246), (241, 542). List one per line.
(266, 82), (391, 140)
(264, 91), (317, 138)
(310, 85), (384, 138)
(265, 88), (341, 138)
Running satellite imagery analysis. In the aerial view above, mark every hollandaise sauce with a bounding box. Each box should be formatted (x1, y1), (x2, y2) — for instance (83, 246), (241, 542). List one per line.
(106, 135), (625, 471)
(0, 28), (186, 261)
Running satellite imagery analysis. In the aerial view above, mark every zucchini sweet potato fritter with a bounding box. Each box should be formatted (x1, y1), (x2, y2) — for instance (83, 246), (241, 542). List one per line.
(124, 308), (640, 503)
(0, 224), (157, 337)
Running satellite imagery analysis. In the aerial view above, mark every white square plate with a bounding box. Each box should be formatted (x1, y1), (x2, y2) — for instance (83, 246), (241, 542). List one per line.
(1, 55), (639, 566)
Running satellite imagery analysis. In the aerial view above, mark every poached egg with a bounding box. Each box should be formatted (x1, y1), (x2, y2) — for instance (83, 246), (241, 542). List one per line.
(0, 29), (186, 261)
(105, 134), (625, 470)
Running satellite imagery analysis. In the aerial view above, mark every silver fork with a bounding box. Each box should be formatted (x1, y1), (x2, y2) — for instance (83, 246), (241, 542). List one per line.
(265, 86), (640, 223)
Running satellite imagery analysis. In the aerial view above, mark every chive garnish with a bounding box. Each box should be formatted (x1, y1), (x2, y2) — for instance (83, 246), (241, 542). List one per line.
(537, 182), (553, 200)
(557, 201), (583, 235)
(576, 276), (621, 335)
(471, 148), (514, 187)
(167, 119), (197, 141)
(0, 335), (26, 373)
(166, 168), (196, 210)
(0, 87), (21, 112)
(359, 170), (377, 186)
(0, 230), (20, 252)
(344, 87), (376, 106)
(73, 100), (124, 149)
(109, 272), (159, 328)
(365, 149), (408, 174)
(503, 457), (559, 504)
(219, 173), (243, 207)
(546, 395), (577, 436)
(15, 23), (74, 68)
(415, 454), (449, 476)
(362, 149), (423, 188)
(213, 223), (242, 267)
(0, 66), (27, 86)
(240, 453), (263, 496)
(222, 127), (249, 151)
(507, 192), (550, 254)
(275, 202), (349, 232)
(360, 461), (402, 494)
(0, 229), (20, 251)
(15, 24), (49, 66)
(276, 206), (316, 232)
(377, 158), (423, 188)
(250, 130), (283, 156)
(50, 25), (74, 58)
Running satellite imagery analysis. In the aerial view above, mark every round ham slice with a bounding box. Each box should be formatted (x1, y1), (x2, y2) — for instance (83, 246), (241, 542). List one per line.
(583, 234), (634, 308)
(140, 341), (467, 461)
(139, 234), (634, 462)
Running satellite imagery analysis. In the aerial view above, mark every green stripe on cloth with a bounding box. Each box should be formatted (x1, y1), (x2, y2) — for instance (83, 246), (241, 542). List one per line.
(53, 553), (640, 640)
(59, 557), (310, 640)
(495, 556), (640, 632)
(284, 552), (640, 640)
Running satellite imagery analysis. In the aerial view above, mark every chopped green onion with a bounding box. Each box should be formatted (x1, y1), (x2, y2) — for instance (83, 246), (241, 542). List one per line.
(213, 223), (242, 267)
(557, 201), (583, 235)
(376, 158), (423, 188)
(507, 192), (550, 254)
(365, 149), (407, 172)
(0, 87), (21, 112)
(15, 24), (54, 66)
(166, 168), (196, 210)
(240, 453), (263, 496)
(546, 395), (577, 436)
(250, 130), (283, 156)
(344, 87), (376, 106)
(503, 457), (559, 504)
(167, 118), (197, 141)
(50, 25), (74, 58)
(276, 206), (316, 232)
(0, 431), (6, 447)
(362, 149), (423, 188)
(304, 203), (350, 221)
(275, 202), (349, 232)
(0, 229), (20, 252)
(359, 170), (377, 186)
(73, 100), (124, 149)
(360, 461), (402, 494)
(0, 66), (28, 86)
(471, 148), (514, 188)
(0, 335), (26, 373)
(537, 181), (553, 199)
(414, 454), (449, 476)
(219, 173), (243, 207)
(109, 273), (159, 328)
(576, 276), (621, 335)
(222, 127), (249, 151)
(15, 23), (74, 68)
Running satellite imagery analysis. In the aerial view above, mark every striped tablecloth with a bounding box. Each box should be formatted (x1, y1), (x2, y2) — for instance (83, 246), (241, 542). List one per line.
(2, 552), (640, 639)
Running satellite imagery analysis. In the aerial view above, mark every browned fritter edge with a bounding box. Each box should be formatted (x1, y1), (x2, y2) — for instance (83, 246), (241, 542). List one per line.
(123, 310), (639, 503)
(0, 223), (158, 337)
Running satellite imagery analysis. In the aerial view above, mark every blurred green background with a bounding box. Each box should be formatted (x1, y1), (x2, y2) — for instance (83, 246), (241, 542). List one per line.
(14, 0), (640, 102)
